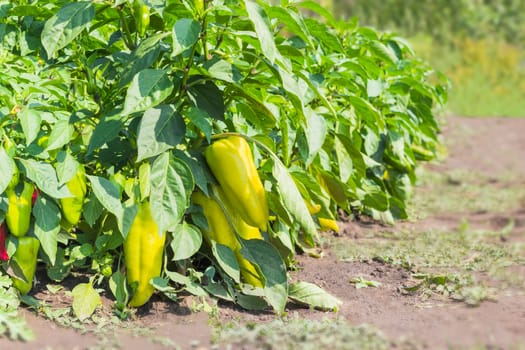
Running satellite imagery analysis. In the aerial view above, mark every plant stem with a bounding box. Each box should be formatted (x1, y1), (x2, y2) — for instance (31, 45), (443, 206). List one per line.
(118, 11), (135, 50)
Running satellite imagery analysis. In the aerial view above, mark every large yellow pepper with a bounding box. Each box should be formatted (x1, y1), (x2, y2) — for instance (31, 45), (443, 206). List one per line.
(6, 182), (34, 237)
(204, 136), (269, 231)
(11, 236), (40, 295)
(193, 189), (263, 288)
(124, 201), (166, 307)
(216, 186), (262, 241)
(217, 187), (264, 288)
(60, 165), (87, 226)
(192, 191), (240, 250)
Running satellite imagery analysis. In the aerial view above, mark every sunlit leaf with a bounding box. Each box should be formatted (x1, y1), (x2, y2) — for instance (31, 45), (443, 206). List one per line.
(71, 282), (101, 321)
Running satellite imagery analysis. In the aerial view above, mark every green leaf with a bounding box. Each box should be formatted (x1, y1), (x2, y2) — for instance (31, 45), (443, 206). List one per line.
(204, 58), (243, 84)
(0, 275), (34, 341)
(150, 152), (194, 233)
(235, 292), (269, 311)
(33, 196), (61, 265)
(335, 133), (366, 180)
(348, 95), (384, 130)
(332, 142), (351, 187)
(172, 18), (201, 57)
(211, 242), (240, 283)
(241, 239), (288, 314)
(224, 84), (277, 123)
(303, 18), (343, 52)
(368, 40), (398, 65)
(367, 79), (383, 98)
(288, 281), (341, 311)
(139, 162), (151, 201)
(265, 5), (314, 48)
(186, 78), (225, 121)
(19, 108), (42, 145)
(122, 69), (174, 116)
(362, 178), (389, 212)
(296, 0), (336, 26)
(86, 111), (124, 155)
(350, 276), (382, 289)
(46, 119), (74, 151)
(18, 159), (71, 198)
(172, 150), (209, 195)
(109, 271), (129, 308)
(183, 107), (213, 142)
(165, 270), (208, 297)
(86, 175), (123, 224)
(279, 66), (306, 119)
(83, 192), (103, 228)
(0, 148), (15, 194)
(71, 282), (101, 321)
(150, 277), (178, 302)
(136, 105), (186, 162)
(120, 203), (138, 240)
(119, 33), (166, 88)
(304, 109), (327, 165)
(55, 151), (79, 186)
(245, 0), (281, 65)
(272, 159), (318, 246)
(170, 222), (202, 261)
(41, 2), (95, 58)
(47, 248), (70, 282)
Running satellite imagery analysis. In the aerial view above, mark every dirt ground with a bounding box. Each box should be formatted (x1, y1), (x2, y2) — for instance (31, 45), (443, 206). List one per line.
(1, 116), (524, 350)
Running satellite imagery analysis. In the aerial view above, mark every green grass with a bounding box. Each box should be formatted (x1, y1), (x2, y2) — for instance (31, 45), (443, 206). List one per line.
(214, 317), (395, 350)
(325, 165), (525, 305)
(409, 35), (525, 118)
(326, 224), (524, 304)
(409, 168), (525, 219)
(215, 313), (525, 350)
(445, 67), (525, 117)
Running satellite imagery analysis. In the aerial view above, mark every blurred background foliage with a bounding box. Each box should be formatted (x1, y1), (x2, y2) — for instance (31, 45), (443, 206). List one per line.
(321, 0), (525, 117)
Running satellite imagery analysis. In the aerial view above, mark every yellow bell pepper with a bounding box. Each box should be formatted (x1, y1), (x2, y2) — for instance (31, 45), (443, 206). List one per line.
(193, 189), (263, 287)
(6, 182), (34, 237)
(204, 136), (269, 231)
(60, 165), (87, 226)
(124, 201), (166, 307)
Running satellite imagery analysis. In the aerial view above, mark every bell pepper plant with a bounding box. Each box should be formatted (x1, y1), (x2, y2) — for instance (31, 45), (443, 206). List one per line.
(0, 0), (447, 318)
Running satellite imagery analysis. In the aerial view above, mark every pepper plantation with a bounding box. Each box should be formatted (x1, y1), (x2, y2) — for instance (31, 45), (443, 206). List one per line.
(0, 0), (448, 341)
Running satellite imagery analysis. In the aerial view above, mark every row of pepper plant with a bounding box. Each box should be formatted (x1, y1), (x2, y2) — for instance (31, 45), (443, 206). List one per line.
(0, 0), (447, 323)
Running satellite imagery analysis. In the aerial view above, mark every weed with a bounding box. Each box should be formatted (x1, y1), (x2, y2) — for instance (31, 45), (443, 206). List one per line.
(349, 277), (382, 289)
(410, 169), (525, 219)
(215, 316), (394, 350)
(329, 224), (523, 306)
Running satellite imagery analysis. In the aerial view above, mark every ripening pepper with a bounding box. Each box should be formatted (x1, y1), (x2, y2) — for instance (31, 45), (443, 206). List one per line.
(124, 201), (166, 307)
(133, 0), (150, 37)
(6, 182), (34, 237)
(60, 165), (87, 226)
(192, 190), (240, 250)
(0, 222), (9, 262)
(204, 136), (269, 231)
(11, 236), (40, 294)
(31, 188), (38, 206)
(235, 251), (262, 287)
(193, 189), (263, 287)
